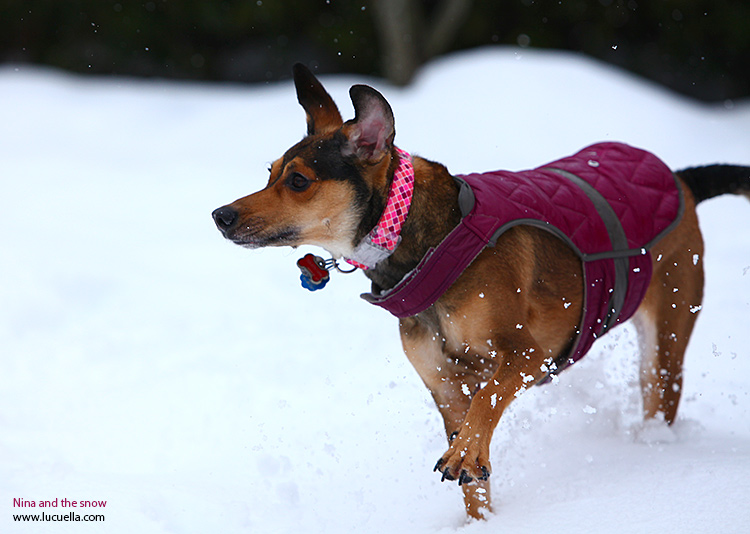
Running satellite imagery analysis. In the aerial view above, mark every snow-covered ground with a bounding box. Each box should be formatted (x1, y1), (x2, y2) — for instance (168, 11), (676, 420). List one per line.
(1, 47), (749, 533)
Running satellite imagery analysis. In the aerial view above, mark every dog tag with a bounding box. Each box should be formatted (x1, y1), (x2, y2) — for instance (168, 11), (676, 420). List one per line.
(297, 253), (330, 291)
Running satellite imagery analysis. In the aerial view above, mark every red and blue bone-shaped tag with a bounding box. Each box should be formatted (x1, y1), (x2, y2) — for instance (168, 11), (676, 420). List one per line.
(296, 253), (331, 291)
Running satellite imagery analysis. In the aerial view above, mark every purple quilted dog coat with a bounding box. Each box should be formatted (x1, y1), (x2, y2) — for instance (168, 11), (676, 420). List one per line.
(362, 142), (684, 378)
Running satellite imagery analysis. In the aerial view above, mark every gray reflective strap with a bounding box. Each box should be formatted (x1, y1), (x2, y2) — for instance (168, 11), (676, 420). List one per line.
(548, 168), (630, 332)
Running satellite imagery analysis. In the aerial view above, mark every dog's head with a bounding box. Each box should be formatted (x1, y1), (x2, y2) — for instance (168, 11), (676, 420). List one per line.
(212, 64), (397, 259)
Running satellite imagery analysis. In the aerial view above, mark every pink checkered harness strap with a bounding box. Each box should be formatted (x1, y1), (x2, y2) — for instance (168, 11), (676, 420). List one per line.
(345, 147), (415, 270)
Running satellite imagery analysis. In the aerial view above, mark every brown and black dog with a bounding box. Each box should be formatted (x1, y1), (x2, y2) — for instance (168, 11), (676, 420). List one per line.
(212, 64), (749, 519)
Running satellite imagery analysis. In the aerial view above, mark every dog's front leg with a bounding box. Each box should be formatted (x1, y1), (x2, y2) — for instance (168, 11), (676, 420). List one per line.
(434, 332), (546, 490)
(399, 317), (493, 518)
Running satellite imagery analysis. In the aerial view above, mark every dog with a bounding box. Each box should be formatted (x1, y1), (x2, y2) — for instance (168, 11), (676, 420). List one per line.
(212, 63), (750, 520)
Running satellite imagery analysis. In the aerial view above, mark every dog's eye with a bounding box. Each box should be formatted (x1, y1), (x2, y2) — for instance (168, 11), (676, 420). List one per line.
(286, 172), (311, 192)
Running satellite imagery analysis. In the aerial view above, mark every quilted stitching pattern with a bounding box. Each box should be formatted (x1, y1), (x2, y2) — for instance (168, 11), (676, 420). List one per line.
(547, 144), (679, 250)
(463, 142), (680, 257)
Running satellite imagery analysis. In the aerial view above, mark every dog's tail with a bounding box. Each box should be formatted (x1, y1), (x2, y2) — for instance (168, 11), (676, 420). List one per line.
(677, 164), (750, 204)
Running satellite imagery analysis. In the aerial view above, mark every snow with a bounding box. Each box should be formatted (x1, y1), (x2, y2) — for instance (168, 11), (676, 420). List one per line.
(1, 47), (749, 533)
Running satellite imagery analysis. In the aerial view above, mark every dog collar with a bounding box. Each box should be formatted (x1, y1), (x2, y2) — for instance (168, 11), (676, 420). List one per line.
(345, 147), (415, 270)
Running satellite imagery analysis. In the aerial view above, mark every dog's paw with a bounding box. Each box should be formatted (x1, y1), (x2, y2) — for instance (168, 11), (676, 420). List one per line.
(635, 417), (677, 445)
(433, 431), (491, 486)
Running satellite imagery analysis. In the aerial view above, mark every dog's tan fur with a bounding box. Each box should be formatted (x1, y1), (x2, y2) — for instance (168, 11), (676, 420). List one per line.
(213, 65), (719, 520)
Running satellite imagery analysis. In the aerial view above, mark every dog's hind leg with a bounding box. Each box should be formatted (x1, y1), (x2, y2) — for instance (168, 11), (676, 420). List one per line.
(399, 317), (492, 519)
(635, 189), (704, 425)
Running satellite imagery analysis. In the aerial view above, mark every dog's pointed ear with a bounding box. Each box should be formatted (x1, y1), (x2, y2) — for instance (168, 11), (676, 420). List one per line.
(342, 84), (395, 164)
(293, 63), (343, 136)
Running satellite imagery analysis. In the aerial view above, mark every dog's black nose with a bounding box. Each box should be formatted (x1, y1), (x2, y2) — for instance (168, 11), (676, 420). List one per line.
(212, 206), (238, 234)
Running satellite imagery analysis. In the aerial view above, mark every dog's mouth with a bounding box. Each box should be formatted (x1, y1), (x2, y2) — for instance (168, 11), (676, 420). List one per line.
(213, 205), (301, 248)
(229, 227), (300, 249)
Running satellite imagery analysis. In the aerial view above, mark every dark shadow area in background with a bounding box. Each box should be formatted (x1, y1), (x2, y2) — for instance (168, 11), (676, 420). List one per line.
(1, 0), (748, 103)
